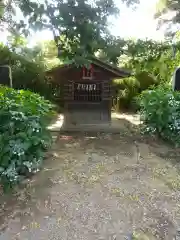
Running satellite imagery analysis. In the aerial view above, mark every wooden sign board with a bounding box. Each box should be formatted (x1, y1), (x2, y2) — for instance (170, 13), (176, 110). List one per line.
(0, 65), (12, 87)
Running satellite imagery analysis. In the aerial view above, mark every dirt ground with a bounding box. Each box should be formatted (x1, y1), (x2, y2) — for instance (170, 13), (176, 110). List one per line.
(1, 114), (180, 239)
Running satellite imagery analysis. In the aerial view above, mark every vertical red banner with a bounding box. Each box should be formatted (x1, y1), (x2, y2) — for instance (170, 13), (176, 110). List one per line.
(82, 65), (93, 78)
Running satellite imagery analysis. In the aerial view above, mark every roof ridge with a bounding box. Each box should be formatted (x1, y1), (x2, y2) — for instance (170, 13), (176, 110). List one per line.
(46, 57), (131, 77)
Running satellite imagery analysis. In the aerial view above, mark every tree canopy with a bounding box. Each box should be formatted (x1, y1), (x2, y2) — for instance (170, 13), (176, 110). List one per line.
(1, 0), (139, 63)
(155, 0), (180, 36)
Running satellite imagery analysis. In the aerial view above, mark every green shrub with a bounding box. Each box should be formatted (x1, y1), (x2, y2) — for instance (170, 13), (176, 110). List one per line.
(0, 86), (54, 189)
(112, 77), (139, 111)
(112, 73), (157, 111)
(138, 85), (180, 145)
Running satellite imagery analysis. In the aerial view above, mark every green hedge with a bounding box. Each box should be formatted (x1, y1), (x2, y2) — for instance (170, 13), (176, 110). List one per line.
(138, 85), (180, 145)
(0, 87), (54, 189)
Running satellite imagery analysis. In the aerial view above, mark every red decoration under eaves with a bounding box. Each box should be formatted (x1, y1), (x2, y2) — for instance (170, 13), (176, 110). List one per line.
(82, 64), (93, 79)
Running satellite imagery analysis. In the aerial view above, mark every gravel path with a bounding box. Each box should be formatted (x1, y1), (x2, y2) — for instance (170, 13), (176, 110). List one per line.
(1, 115), (180, 239)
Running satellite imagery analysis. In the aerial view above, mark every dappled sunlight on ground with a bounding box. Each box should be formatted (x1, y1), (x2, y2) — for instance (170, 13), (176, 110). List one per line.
(48, 112), (141, 133)
(47, 114), (64, 131)
(113, 112), (141, 126)
(1, 114), (180, 239)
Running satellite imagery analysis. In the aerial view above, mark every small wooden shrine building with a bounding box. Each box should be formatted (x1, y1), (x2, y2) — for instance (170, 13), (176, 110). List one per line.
(46, 57), (131, 126)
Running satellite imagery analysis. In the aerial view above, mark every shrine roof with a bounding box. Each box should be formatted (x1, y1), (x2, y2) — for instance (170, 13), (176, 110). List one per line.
(46, 57), (131, 78)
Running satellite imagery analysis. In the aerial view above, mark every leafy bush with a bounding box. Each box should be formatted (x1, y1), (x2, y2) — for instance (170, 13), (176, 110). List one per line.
(112, 73), (157, 111)
(0, 86), (54, 189)
(138, 85), (180, 145)
(0, 43), (60, 102)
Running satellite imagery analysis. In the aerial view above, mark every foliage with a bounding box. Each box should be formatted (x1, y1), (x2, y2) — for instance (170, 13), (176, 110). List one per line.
(97, 37), (127, 64)
(1, 0), (139, 64)
(0, 86), (54, 190)
(0, 42), (61, 101)
(155, 0), (180, 38)
(111, 38), (180, 111)
(117, 39), (172, 79)
(37, 40), (60, 69)
(138, 85), (180, 145)
(113, 77), (138, 110)
(97, 38), (171, 65)
(126, 39), (180, 83)
(112, 72), (157, 111)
